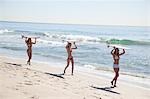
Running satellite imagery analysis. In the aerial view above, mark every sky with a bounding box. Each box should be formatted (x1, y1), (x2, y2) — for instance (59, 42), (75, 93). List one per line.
(0, 0), (149, 26)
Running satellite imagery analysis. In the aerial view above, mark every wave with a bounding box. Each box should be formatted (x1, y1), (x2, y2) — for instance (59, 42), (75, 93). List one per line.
(0, 46), (25, 51)
(0, 29), (14, 34)
(83, 64), (96, 69)
(1, 29), (150, 46)
(106, 39), (150, 45)
(42, 32), (100, 42)
(84, 64), (149, 79)
(40, 33), (150, 45)
(37, 39), (65, 46)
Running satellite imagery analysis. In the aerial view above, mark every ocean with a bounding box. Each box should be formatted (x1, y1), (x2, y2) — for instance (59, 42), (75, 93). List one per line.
(0, 21), (150, 79)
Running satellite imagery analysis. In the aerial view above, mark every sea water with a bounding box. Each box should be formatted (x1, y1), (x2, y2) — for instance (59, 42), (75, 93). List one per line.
(0, 21), (150, 79)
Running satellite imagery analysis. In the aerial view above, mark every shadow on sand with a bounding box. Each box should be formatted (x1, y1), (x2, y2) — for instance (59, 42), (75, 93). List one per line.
(4, 62), (22, 66)
(91, 85), (120, 95)
(45, 72), (64, 79)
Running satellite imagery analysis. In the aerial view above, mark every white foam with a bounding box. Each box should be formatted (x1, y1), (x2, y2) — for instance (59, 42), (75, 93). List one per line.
(83, 64), (96, 69)
(0, 29), (14, 34)
(37, 39), (65, 46)
(43, 33), (100, 43)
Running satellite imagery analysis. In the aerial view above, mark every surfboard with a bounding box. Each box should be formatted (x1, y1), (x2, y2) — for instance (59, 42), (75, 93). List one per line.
(66, 40), (77, 49)
(21, 35), (40, 39)
(107, 44), (131, 50)
(67, 40), (76, 43)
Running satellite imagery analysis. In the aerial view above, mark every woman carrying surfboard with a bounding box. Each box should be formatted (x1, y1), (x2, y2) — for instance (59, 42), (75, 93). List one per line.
(22, 35), (37, 65)
(111, 47), (125, 87)
(63, 41), (77, 75)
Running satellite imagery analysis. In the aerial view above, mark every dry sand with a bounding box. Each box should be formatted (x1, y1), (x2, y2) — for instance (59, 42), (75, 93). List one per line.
(0, 55), (150, 99)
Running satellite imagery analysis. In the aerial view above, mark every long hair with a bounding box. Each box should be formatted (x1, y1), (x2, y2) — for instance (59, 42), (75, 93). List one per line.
(27, 38), (31, 43)
(66, 42), (71, 48)
(114, 48), (119, 55)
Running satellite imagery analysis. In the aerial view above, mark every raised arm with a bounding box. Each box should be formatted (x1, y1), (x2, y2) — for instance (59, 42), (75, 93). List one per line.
(72, 42), (77, 49)
(111, 48), (115, 55)
(25, 37), (28, 43)
(32, 38), (37, 44)
(119, 49), (125, 56)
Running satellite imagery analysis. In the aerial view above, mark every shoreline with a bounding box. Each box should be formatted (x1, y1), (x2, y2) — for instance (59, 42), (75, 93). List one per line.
(0, 55), (150, 90)
(1, 54), (150, 90)
(0, 55), (150, 99)
(1, 52), (149, 78)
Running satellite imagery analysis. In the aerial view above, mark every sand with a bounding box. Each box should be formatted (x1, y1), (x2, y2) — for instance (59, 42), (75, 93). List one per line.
(0, 55), (150, 99)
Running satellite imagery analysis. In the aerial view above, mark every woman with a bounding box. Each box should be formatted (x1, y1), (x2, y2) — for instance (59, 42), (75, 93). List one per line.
(24, 37), (36, 65)
(63, 42), (77, 75)
(111, 47), (125, 87)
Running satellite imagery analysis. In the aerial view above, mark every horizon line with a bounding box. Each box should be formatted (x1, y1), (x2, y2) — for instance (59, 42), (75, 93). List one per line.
(0, 20), (149, 27)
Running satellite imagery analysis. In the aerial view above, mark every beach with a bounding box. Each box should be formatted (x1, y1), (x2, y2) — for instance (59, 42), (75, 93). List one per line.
(0, 55), (150, 99)
(0, 21), (150, 99)
(1, 21), (150, 78)
(0, 0), (149, 98)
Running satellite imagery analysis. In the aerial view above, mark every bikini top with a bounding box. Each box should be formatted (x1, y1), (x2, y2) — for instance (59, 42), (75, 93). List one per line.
(27, 43), (32, 48)
(70, 49), (72, 53)
(114, 55), (119, 60)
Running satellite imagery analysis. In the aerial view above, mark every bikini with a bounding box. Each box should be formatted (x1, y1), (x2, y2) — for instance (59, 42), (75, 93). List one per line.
(114, 55), (119, 60)
(68, 49), (73, 60)
(27, 43), (32, 53)
(113, 55), (119, 68)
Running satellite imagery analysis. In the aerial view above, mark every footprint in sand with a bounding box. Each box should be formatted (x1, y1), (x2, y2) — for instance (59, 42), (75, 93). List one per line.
(31, 74), (40, 78)
(22, 91), (28, 95)
(15, 88), (19, 90)
(7, 86), (19, 91)
(92, 96), (102, 99)
(33, 79), (41, 85)
(34, 71), (37, 74)
(16, 84), (23, 88)
(12, 73), (17, 76)
(34, 82), (40, 85)
(16, 82), (24, 87)
(30, 95), (39, 99)
(36, 79), (41, 82)
(24, 80), (33, 85)
(22, 72), (29, 78)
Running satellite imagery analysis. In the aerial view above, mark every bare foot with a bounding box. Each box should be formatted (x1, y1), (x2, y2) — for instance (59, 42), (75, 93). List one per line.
(62, 73), (65, 75)
(111, 81), (113, 85)
(114, 85), (117, 87)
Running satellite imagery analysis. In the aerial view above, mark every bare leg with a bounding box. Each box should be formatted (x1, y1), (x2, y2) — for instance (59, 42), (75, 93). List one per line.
(63, 59), (70, 74)
(111, 68), (119, 87)
(114, 68), (119, 87)
(28, 53), (32, 65)
(27, 50), (32, 65)
(111, 68), (115, 85)
(71, 58), (74, 75)
(27, 50), (30, 64)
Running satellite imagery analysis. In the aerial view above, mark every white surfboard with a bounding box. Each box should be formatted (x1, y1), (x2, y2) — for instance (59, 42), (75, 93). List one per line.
(107, 44), (131, 50)
(66, 40), (77, 49)
(21, 35), (40, 39)
(67, 40), (76, 43)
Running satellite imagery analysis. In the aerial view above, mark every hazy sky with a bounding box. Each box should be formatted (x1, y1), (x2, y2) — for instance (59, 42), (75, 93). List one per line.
(0, 0), (149, 26)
